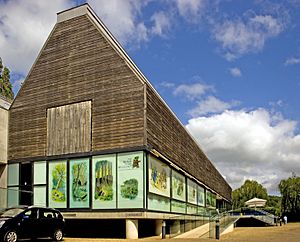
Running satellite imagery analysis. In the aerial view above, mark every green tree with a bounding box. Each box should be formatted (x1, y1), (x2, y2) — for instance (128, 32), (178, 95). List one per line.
(279, 175), (300, 213)
(0, 57), (14, 100)
(232, 180), (268, 209)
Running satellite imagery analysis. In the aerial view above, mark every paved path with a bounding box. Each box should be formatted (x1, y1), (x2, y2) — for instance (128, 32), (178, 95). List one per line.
(64, 223), (300, 242)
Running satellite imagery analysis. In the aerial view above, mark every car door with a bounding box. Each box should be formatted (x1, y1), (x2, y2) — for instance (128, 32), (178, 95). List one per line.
(38, 208), (55, 237)
(19, 208), (39, 239)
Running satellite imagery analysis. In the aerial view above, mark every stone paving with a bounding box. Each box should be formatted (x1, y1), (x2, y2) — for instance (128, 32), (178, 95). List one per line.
(64, 222), (300, 242)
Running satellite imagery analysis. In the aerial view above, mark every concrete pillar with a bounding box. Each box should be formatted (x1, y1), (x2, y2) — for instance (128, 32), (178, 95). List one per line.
(126, 219), (138, 239)
(155, 219), (163, 236)
(173, 220), (181, 235)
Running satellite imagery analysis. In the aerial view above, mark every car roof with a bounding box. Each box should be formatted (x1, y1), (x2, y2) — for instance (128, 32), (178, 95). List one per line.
(5, 205), (61, 212)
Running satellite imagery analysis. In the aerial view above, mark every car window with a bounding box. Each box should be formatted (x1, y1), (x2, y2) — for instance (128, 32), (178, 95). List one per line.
(24, 209), (38, 219)
(39, 209), (56, 219)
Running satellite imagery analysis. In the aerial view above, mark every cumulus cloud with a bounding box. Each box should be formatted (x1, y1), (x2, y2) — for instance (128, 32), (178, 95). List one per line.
(212, 14), (287, 60)
(188, 96), (239, 116)
(175, 0), (206, 22)
(173, 83), (213, 100)
(186, 108), (300, 194)
(284, 57), (300, 66)
(0, 0), (72, 75)
(229, 67), (242, 77)
(150, 11), (172, 37)
(87, 0), (150, 44)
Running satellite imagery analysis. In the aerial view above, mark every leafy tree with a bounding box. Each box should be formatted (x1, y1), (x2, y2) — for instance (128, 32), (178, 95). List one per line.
(0, 57), (14, 100)
(279, 175), (300, 213)
(232, 180), (268, 209)
(265, 195), (281, 215)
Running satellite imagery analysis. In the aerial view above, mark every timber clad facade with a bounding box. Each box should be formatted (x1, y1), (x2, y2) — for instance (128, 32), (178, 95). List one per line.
(7, 4), (231, 226)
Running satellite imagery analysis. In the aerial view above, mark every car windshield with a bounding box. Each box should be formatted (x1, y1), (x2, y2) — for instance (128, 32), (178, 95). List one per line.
(0, 208), (25, 218)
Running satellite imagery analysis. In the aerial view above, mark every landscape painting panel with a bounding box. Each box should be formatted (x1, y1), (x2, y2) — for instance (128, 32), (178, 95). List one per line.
(48, 161), (67, 208)
(171, 170), (186, 202)
(92, 154), (116, 209)
(148, 155), (170, 197)
(117, 151), (144, 208)
(198, 186), (205, 207)
(70, 158), (89, 208)
(187, 179), (197, 205)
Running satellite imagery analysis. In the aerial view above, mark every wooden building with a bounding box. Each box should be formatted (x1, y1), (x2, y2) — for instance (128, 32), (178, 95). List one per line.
(7, 4), (231, 238)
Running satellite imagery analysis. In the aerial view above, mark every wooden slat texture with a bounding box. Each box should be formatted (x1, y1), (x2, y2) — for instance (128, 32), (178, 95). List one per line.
(47, 101), (91, 156)
(8, 15), (145, 160)
(146, 87), (232, 201)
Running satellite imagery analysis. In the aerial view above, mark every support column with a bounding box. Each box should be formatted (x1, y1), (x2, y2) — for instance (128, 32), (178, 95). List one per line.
(155, 219), (163, 236)
(126, 219), (138, 239)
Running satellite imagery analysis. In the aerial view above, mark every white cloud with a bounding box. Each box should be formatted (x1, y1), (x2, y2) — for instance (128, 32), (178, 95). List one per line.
(173, 83), (213, 100)
(175, 0), (206, 22)
(150, 11), (172, 37)
(284, 57), (300, 66)
(212, 14), (286, 60)
(186, 108), (300, 194)
(87, 0), (150, 44)
(188, 96), (239, 116)
(0, 0), (72, 75)
(229, 67), (242, 77)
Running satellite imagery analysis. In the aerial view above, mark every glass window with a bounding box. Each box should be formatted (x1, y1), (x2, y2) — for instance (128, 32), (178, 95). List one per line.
(92, 154), (116, 209)
(70, 158), (90, 208)
(8, 163), (19, 186)
(7, 187), (19, 207)
(33, 161), (46, 185)
(148, 193), (170, 212)
(48, 161), (67, 208)
(117, 152), (144, 209)
(171, 200), (186, 214)
(33, 186), (46, 207)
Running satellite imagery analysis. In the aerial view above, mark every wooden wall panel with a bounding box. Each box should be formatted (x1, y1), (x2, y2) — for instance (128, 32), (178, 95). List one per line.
(146, 87), (232, 201)
(8, 15), (145, 160)
(47, 101), (91, 156)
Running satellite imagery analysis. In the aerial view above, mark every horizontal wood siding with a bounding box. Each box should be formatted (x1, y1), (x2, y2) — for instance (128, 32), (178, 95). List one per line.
(146, 87), (232, 201)
(8, 15), (145, 160)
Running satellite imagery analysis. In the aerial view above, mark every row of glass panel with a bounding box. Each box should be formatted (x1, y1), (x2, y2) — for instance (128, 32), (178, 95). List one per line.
(7, 151), (217, 213)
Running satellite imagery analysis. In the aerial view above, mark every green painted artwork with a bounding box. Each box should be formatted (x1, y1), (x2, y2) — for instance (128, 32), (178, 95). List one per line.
(172, 170), (186, 202)
(95, 160), (113, 201)
(49, 161), (67, 208)
(117, 151), (144, 208)
(120, 178), (138, 199)
(70, 158), (89, 208)
(149, 156), (170, 197)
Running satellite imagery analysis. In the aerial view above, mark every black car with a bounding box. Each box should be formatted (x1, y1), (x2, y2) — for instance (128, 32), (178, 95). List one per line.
(0, 206), (65, 242)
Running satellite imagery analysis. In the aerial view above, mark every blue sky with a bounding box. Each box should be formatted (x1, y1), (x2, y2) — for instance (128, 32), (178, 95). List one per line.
(1, 0), (300, 195)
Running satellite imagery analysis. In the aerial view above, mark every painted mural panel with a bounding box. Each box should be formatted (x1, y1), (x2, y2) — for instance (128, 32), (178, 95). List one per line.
(117, 152), (144, 208)
(187, 179), (197, 205)
(148, 155), (170, 197)
(171, 170), (186, 202)
(48, 161), (67, 208)
(206, 190), (212, 207)
(70, 158), (89, 208)
(198, 186), (205, 207)
(92, 154), (116, 209)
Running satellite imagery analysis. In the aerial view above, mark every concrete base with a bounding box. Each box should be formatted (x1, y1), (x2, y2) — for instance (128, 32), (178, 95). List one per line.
(126, 219), (138, 239)
(221, 223), (234, 235)
(175, 222), (209, 238)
